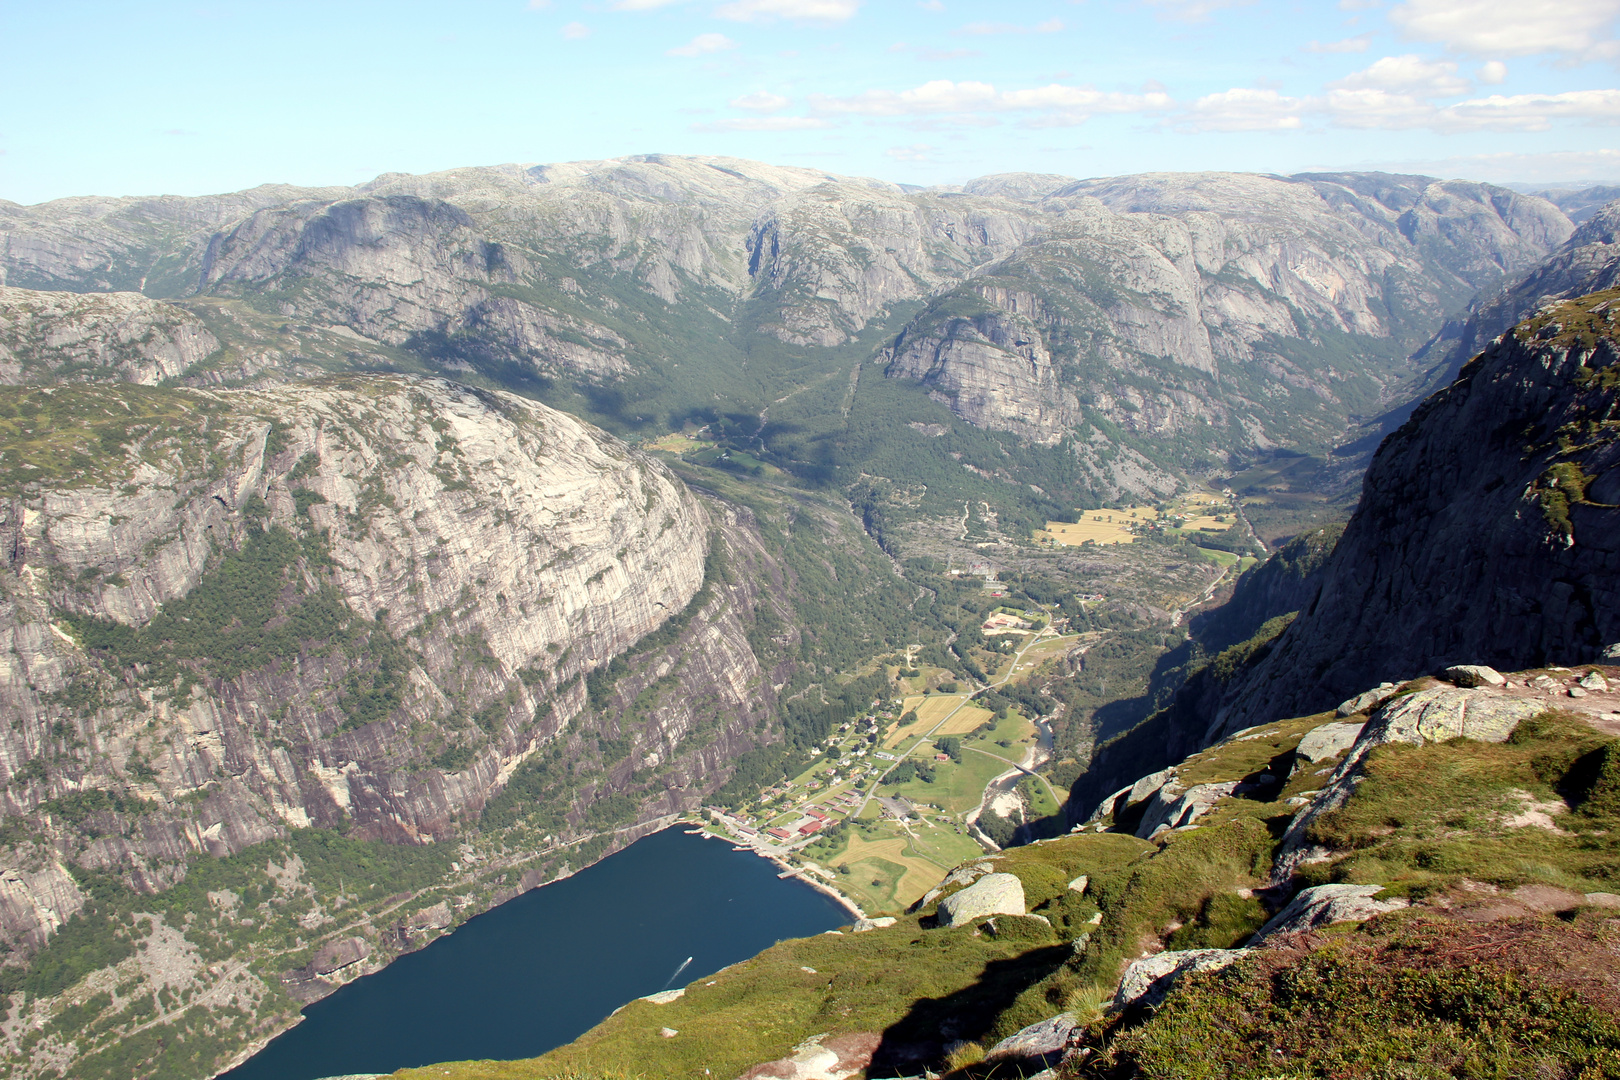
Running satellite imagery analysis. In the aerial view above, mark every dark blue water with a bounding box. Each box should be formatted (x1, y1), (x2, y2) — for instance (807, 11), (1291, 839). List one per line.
(220, 828), (849, 1080)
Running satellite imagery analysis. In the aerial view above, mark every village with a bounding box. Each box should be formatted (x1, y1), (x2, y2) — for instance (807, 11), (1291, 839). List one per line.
(697, 594), (1078, 916)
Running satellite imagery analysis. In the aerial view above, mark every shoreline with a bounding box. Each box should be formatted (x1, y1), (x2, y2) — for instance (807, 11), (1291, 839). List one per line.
(683, 820), (867, 922)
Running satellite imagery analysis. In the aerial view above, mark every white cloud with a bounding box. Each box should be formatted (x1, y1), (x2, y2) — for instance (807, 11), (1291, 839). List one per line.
(1389, 0), (1620, 59)
(1036, 18), (1065, 32)
(1330, 54), (1471, 96)
(712, 0), (861, 22)
(1302, 34), (1373, 53)
(1322, 88), (1440, 128)
(525, 0), (552, 10)
(917, 0), (945, 8)
(667, 32), (738, 56)
(731, 90), (790, 110)
(809, 79), (1172, 123)
(1437, 89), (1620, 130)
(1181, 88), (1306, 131)
(561, 20), (590, 39)
(1138, 0), (1256, 22)
(612, 0), (682, 7)
(886, 143), (935, 161)
(1324, 85), (1620, 130)
(1476, 59), (1507, 83)
(691, 116), (834, 131)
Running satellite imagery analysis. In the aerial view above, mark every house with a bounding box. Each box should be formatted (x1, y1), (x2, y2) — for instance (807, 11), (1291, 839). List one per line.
(767, 828), (795, 841)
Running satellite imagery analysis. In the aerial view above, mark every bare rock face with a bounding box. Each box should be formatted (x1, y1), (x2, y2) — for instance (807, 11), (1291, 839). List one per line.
(0, 287), (219, 384)
(0, 373), (748, 955)
(1249, 883), (1407, 943)
(1219, 288), (1620, 731)
(886, 173), (1571, 459)
(1113, 948), (1245, 1010)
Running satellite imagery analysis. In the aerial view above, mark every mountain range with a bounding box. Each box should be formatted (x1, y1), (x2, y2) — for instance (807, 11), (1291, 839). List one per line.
(0, 156), (1616, 1080)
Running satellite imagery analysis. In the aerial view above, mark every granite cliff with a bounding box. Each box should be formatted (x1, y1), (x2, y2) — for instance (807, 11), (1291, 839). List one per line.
(0, 369), (876, 1078)
(0, 159), (1579, 505)
(1212, 287), (1620, 732)
(882, 172), (1571, 472)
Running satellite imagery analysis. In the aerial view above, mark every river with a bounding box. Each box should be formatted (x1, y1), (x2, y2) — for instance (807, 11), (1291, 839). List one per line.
(219, 827), (850, 1080)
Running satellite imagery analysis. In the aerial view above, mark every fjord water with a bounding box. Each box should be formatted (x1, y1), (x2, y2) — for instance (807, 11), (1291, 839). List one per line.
(221, 828), (849, 1080)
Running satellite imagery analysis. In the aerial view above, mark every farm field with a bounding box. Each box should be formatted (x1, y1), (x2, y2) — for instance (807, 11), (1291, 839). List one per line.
(1039, 505), (1157, 546)
(811, 829), (979, 914)
(886, 695), (993, 747)
(882, 745), (1016, 816)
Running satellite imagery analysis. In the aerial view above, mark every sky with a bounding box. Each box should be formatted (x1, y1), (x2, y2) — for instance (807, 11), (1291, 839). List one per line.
(2, 0), (1618, 203)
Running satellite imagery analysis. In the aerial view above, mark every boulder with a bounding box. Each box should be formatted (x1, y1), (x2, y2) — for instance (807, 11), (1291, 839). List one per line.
(852, 916), (896, 932)
(1067, 875), (1089, 894)
(1444, 664), (1506, 688)
(985, 1012), (1078, 1070)
(1359, 686), (1541, 750)
(1579, 670), (1610, 692)
(1136, 782), (1238, 839)
(736, 1032), (881, 1080)
(1249, 884), (1407, 943)
(1605, 644), (1620, 660)
(1585, 892), (1620, 908)
(937, 873), (1026, 927)
(1090, 767), (1176, 822)
(1295, 722), (1366, 766)
(642, 988), (685, 1004)
(1335, 683), (1398, 718)
(1113, 949), (1245, 1010)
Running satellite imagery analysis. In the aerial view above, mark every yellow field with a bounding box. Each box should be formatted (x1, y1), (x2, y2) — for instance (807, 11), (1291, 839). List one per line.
(886, 696), (993, 747)
(642, 432), (715, 453)
(833, 832), (949, 911)
(1041, 505), (1157, 546)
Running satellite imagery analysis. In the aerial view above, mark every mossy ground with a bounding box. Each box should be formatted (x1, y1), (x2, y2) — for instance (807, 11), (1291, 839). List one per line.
(401, 704), (1620, 1080)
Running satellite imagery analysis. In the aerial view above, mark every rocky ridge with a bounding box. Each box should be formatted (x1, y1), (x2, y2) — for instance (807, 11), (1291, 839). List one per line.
(0, 287), (220, 385)
(1215, 287), (1620, 733)
(0, 370), (861, 1078)
(477, 661), (1620, 1080)
(0, 159), (1582, 504)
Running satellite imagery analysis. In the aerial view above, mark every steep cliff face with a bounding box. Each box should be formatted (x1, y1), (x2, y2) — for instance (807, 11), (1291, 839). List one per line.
(884, 173), (1572, 464)
(1217, 288), (1620, 732)
(0, 287), (220, 384)
(0, 161), (1576, 502)
(0, 374), (718, 935)
(1410, 200), (1620, 398)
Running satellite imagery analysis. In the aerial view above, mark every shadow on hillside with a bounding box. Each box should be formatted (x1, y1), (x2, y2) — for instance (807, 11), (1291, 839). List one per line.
(865, 943), (1072, 1077)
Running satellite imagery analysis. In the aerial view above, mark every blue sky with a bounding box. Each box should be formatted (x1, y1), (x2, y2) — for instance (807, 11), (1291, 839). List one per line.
(2, 0), (1618, 203)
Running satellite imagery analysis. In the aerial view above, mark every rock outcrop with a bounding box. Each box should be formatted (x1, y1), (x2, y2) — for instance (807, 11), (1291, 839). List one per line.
(0, 287), (219, 384)
(936, 872), (1025, 927)
(0, 159), (1583, 503)
(1216, 288), (1620, 731)
(0, 374), (772, 952)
